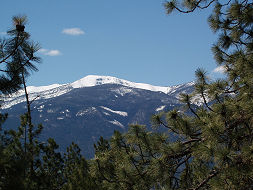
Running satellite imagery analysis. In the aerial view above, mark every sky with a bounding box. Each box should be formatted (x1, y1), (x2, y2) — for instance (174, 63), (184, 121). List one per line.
(0, 0), (223, 87)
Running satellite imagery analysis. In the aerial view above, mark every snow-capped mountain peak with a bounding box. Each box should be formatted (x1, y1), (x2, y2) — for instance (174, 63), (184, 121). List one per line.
(71, 75), (123, 88)
(71, 75), (173, 94)
(1, 75), (197, 158)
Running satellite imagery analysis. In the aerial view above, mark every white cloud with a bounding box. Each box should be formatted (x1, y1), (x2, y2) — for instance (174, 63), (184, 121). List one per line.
(46, 50), (61, 56)
(39, 49), (48, 53)
(213, 66), (225, 74)
(39, 49), (61, 56)
(62, 28), (85, 36)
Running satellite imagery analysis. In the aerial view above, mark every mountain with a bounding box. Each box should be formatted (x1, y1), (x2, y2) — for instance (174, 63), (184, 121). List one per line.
(1, 75), (196, 158)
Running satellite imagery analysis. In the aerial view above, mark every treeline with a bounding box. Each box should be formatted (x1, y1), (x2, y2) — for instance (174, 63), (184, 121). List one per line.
(1, 0), (253, 189)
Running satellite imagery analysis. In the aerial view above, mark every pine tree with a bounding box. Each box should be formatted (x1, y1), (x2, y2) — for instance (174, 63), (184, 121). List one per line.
(0, 16), (64, 190)
(0, 15), (40, 95)
(91, 126), (174, 190)
(91, 0), (253, 189)
(62, 142), (99, 190)
(162, 0), (253, 188)
(0, 16), (99, 190)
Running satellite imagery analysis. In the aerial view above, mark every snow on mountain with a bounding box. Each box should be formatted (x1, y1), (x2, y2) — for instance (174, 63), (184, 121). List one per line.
(109, 120), (125, 129)
(71, 75), (173, 94)
(2, 84), (73, 109)
(1, 75), (195, 109)
(71, 75), (195, 96)
(27, 84), (62, 93)
(156, 105), (166, 112)
(100, 106), (128, 117)
(111, 87), (135, 96)
(76, 107), (97, 116)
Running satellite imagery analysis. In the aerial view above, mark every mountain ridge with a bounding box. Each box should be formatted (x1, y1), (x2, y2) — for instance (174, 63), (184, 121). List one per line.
(1, 75), (195, 109)
(1, 76), (197, 158)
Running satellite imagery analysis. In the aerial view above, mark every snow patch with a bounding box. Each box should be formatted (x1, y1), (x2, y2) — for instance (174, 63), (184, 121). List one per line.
(111, 87), (134, 96)
(100, 106), (128, 117)
(190, 94), (211, 106)
(39, 105), (44, 109)
(103, 112), (110, 116)
(109, 120), (125, 129)
(76, 107), (96, 116)
(156, 105), (165, 112)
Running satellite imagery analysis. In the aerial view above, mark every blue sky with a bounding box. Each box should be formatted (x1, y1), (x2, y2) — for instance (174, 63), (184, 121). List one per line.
(1, 0), (222, 87)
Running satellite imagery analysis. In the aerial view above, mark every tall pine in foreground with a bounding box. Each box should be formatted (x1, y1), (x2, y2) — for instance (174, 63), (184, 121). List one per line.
(91, 0), (253, 189)
(0, 16), (40, 94)
(0, 16), (96, 190)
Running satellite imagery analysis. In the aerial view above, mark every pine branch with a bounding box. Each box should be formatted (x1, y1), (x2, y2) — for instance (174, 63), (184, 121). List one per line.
(166, 149), (192, 160)
(201, 91), (214, 112)
(188, 170), (218, 190)
(220, 0), (232, 6)
(0, 32), (25, 64)
(95, 159), (116, 183)
(159, 119), (180, 134)
(182, 138), (201, 145)
(186, 101), (201, 120)
(0, 55), (34, 73)
(174, 155), (191, 172)
(29, 95), (40, 105)
(196, 0), (216, 9)
(167, 0), (216, 14)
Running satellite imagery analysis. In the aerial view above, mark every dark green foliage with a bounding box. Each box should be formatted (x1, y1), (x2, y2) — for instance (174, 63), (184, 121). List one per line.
(0, 115), (59, 190)
(0, 122), (26, 190)
(2, 1), (253, 188)
(0, 15), (40, 94)
(0, 114), (97, 190)
(90, 0), (253, 189)
(62, 143), (99, 190)
(92, 126), (168, 190)
(0, 16), (96, 190)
